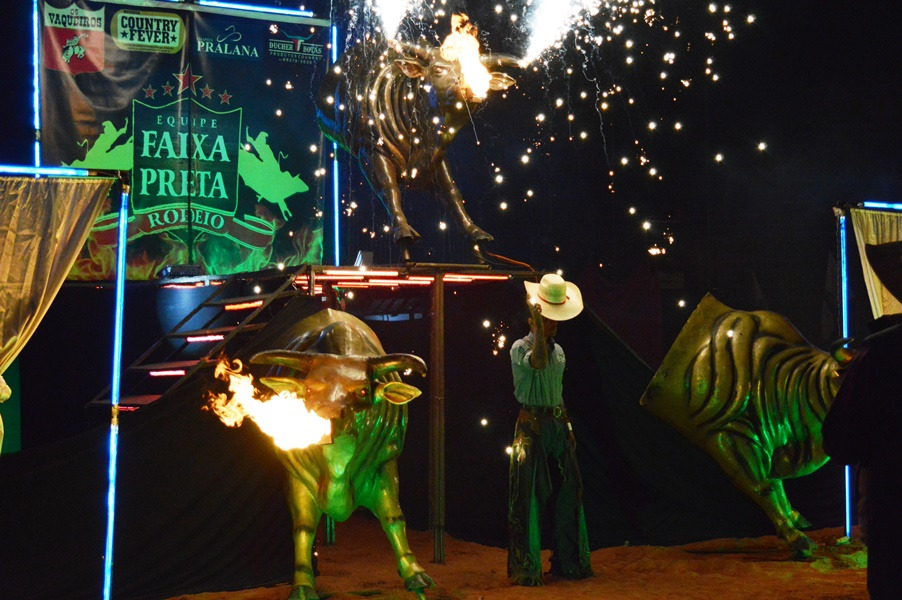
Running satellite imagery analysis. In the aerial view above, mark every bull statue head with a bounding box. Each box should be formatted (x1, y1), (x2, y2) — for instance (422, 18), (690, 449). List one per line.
(250, 350), (427, 420)
(392, 42), (518, 105)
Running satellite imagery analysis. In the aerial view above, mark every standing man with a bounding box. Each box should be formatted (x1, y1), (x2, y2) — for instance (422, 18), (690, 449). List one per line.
(507, 273), (593, 586)
(822, 241), (902, 599)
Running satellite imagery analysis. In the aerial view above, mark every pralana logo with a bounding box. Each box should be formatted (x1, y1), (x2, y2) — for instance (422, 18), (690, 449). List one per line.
(196, 24), (260, 60)
(111, 10), (185, 53)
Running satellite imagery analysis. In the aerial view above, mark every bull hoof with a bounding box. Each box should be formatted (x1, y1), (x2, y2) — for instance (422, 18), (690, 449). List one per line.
(465, 224), (494, 244)
(790, 534), (818, 560)
(287, 584), (319, 600)
(392, 223), (421, 244)
(403, 571), (435, 592)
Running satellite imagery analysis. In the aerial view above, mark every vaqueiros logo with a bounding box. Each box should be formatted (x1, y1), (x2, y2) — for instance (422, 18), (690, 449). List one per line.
(43, 4), (105, 74)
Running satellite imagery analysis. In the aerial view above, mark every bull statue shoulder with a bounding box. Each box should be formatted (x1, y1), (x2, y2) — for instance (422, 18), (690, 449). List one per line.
(640, 294), (853, 558)
(316, 35), (519, 257)
(250, 309), (430, 599)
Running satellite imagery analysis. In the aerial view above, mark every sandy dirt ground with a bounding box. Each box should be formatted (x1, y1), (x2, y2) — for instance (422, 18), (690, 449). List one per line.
(165, 515), (868, 600)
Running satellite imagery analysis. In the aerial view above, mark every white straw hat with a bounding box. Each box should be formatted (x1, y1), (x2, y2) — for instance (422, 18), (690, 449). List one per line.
(524, 274), (583, 322)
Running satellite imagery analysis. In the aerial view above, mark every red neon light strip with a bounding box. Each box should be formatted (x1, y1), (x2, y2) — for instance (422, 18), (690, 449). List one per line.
(224, 300), (264, 311)
(323, 269), (400, 277)
(447, 273), (511, 281)
(162, 282), (205, 289)
(186, 334), (225, 343)
(369, 279), (432, 286)
(149, 370), (187, 377)
(296, 275), (365, 282)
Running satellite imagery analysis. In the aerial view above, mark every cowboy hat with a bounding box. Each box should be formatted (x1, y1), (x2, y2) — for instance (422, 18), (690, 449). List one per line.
(524, 274), (583, 322)
(865, 241), (902, 304)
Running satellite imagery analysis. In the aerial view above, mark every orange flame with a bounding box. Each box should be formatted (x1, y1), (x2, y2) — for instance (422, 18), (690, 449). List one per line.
(206, 357), (332, 450)
(440, 14), (491, 99)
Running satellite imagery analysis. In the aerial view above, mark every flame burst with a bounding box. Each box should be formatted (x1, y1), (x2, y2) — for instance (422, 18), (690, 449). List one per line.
(206, 357), (331, 451)
(440, 14), (491, 99)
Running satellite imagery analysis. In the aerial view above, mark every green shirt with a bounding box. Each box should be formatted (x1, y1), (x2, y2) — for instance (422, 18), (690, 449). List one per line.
(510, 332), (565, 407)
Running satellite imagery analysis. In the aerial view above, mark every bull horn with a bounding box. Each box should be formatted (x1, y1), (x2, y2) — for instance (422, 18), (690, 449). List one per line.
(369, 353), (427, 380)
(480, 54), (524, 70)
(830, 338), (855, 366)
(249, 350), (318, 373)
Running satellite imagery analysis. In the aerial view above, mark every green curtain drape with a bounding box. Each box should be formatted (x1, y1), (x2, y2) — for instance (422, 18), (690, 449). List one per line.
(0, 176), (114, 451)
(850, 208), (902, 318)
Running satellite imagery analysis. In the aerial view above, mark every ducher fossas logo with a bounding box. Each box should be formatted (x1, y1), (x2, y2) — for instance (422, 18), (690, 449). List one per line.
(268, 27), (324, 66)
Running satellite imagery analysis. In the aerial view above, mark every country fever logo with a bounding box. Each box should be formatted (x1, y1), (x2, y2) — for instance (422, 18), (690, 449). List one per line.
(43, 4), (105, 74)
(111, 10), (185, 53)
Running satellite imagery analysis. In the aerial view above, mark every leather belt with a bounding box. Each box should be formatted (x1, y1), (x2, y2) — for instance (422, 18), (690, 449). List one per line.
(521, 404), (566, 419)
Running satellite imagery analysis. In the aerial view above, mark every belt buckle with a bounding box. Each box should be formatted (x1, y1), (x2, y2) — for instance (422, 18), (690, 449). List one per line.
(552, 405), (563, 419)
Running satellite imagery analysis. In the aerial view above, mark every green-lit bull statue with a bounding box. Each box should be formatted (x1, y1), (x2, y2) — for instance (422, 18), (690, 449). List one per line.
(249, 309), (431, 600)
(640, 294), (853, 558)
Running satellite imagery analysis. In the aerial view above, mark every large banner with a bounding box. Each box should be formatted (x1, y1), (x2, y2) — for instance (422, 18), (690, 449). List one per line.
(40, 0), (330, 280)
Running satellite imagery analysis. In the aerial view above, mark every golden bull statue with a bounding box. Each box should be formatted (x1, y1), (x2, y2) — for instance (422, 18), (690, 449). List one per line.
(640, 294), (853, 558)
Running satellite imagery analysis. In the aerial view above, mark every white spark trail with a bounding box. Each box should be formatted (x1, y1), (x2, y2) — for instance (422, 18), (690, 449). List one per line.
(522, 0), (646, 64)
(369, 0), (416, 40)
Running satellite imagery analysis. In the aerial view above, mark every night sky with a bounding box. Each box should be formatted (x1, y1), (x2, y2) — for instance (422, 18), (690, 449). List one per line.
(2, 1), (900, 350)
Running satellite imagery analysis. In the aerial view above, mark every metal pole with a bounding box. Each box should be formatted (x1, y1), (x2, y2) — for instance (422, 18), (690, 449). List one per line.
(429, 272), (445, 563)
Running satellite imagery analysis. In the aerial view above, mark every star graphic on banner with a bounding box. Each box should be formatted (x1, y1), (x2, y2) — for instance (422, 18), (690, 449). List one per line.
(201, 84), (214, 99)
(162, 81), (175, 96)
(219, 89), (233, 105)
(174, 64), (202, 95)
(143, 84), (157, 99)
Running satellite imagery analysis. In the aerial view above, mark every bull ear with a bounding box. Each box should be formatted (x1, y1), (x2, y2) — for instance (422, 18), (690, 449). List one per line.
(374, 381), (422, 405)
(259, 376), (306, 396)
(395, 58), (427, 79)
(489, 72), (516, 91)
(250, 350), (317, 375)
(831, 337), (855, 366)
(369, 353), (427, 380)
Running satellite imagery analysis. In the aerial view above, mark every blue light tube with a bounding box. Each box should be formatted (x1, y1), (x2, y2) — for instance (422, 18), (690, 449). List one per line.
(862, 201), (902, 212)
(197, 1), (315, 17)
(839, 213), (852, 539)
(0, 164), (90, 177)
(331, 25), (340, 266)
(103, 188), (130, 600)
(332, 148), (339, 265)
(32, 0), (41, 167)
(840, 214), (849, 339)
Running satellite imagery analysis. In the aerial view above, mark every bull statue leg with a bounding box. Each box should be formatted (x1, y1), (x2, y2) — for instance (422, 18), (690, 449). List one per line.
(286, 476), (324, 600)
(434, 159), (494, 247)
(707, 430), (818, 559)
(367, 154), (420, 253)
(363, 461), (434, 596)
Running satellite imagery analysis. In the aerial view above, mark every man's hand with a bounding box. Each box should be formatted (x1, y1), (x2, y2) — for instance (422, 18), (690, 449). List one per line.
(526, 297), (548, 369)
